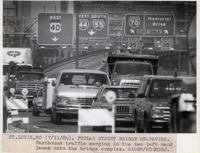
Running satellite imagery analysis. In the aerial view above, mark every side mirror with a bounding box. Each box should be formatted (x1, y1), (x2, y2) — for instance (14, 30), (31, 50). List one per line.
(93, 97), (97, 101)
(44, 77), (48, 82)
(52, 80), (57, 86)
(137, 93), (145, 98)
(101, 58), (107, 65)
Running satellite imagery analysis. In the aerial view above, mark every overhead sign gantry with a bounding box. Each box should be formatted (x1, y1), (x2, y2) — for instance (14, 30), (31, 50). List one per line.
(37, 13), (73, 45)
(125, 14), (175, 37)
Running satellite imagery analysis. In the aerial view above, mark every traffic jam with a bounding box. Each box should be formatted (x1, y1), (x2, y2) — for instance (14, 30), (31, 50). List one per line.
(3, 1), (196, 133)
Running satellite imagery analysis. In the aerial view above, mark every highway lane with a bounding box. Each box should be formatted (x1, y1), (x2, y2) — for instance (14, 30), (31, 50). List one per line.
(45, 53), (108, 77)
(18, 110), (135, 133)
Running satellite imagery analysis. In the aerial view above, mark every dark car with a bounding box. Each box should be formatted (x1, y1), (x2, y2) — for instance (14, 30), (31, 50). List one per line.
(133, 75), (195, 133)
(92, 86), (137, 131)
(32, 87), (43, 116)
(170, 77), (196, 133)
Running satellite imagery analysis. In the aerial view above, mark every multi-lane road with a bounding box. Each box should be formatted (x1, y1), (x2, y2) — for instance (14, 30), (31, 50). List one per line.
(7, 53), (135, 133)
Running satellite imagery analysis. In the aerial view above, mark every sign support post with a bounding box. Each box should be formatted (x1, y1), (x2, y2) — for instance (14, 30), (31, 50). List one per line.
(21, 88), (29, 133)
(75, 1), (80, 69)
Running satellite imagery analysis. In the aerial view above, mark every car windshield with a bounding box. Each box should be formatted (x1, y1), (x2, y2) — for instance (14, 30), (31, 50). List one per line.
(59, 73), (109, 86)
(149, 80), (182, 98)
(114, 63), (152, 75)
(102, 88), (137, 100)
(16, 73), (44, 81)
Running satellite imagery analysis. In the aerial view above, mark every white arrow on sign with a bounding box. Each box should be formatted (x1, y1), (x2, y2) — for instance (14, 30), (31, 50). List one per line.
(88, 30), (96, 36)
(51, 36), (59, 42)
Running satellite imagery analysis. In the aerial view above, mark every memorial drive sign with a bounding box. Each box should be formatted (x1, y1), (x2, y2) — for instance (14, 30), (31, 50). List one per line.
(37, 13), (73, 45)
(77, 13), (109, 38)
(125, 14), (175, 37)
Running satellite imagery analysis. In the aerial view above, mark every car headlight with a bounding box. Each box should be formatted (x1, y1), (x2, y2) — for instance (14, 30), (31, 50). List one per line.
(56, 97), (69, 106)
(150, 107), (163, 117)
(112, 79), (118, 85)
(37, 102), (43, 106)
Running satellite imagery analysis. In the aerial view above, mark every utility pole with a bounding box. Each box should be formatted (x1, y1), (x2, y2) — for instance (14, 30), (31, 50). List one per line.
(75, 1), (79, 69)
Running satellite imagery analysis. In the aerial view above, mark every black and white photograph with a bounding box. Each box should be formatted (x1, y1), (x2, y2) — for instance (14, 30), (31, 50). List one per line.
(1, 0), (198, 152)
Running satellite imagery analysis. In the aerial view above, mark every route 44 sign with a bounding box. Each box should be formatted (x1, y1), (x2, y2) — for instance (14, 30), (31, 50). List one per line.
(38, 13), (73, 45)
(77, 13), (109, 38)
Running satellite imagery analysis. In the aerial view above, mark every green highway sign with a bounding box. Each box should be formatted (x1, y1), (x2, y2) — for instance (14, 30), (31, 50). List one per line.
(78, 13), (109, 38)
(37, 13), (73, 45)
(125, 14), (175, 37)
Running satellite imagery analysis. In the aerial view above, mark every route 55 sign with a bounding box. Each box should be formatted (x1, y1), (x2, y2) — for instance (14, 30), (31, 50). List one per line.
(38, 13), (73, 45)
(77, 13), (109, 38)
(93, 19), (105, 31)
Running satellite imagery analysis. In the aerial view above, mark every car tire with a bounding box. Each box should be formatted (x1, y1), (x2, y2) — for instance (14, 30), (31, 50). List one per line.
(52, 110), (62, 124)
(134, 112), (143, 133)
(144, 115), (150, 133)
(170, 102), (178, 133)
(35, 108), (40, 116)
(134, 112), (138, 133)
(92, 126), (97, 131)
(33, 106), (36, 116)
(50, 114), (53, 122)
(179, 112), (194, 133)
(97, 126), (106, 132)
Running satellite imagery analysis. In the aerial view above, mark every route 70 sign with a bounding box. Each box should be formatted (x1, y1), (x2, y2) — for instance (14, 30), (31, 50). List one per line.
(125, 14), (175, 37)
(77, 13), (109, 38)
(37, 13), (73, 45)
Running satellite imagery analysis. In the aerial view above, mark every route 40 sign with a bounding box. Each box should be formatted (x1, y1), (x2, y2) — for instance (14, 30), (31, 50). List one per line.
(77, 13), (109, 38)
(38, 13), (73, 45)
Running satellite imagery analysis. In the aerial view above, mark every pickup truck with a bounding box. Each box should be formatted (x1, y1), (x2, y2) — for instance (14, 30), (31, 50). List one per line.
(13, 68), (45, 108)
(92, 85), (137, 131)
(51, 69), (110, 124)
(133, 75), (195, 133)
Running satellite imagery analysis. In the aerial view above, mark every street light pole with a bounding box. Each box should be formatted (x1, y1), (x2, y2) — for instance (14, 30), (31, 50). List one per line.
(75, 1), (79, 69)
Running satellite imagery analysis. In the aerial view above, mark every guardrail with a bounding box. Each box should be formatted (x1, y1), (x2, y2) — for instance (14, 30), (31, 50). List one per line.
(43, 49), (110, 73)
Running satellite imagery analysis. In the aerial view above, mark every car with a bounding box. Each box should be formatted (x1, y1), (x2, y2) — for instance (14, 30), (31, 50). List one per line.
(51, 69), (110, 124)
(92, 85), (137, 131)
(32, 87), (43, 116)
(170, 77), (196, 133)
(133, 75), (195, 133)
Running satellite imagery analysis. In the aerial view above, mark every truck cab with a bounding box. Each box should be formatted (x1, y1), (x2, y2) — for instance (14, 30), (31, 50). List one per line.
(111, 61), (153, 86)
(13, 68), (45, 108)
